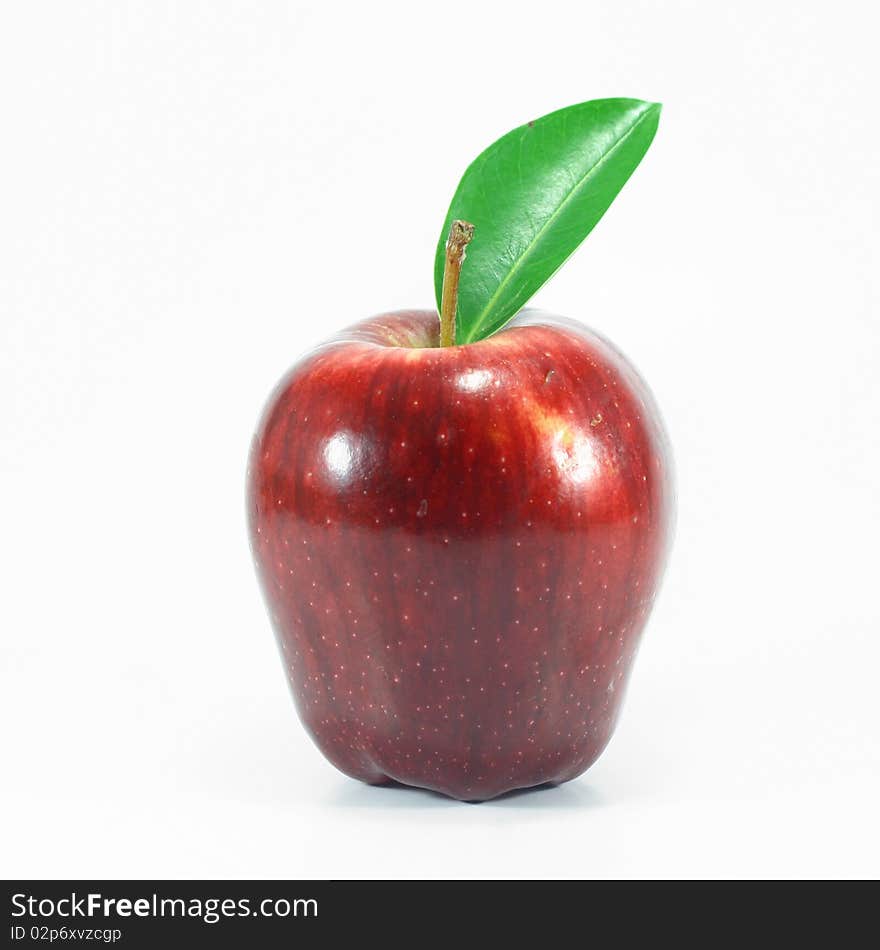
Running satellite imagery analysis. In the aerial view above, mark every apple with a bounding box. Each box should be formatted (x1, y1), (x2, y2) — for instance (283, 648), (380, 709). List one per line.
(247, 98), (669, 799)
(247, 307), (673, 800)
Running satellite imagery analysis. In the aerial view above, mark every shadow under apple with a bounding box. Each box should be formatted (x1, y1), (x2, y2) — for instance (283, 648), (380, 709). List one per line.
(330, 776), (607, 810)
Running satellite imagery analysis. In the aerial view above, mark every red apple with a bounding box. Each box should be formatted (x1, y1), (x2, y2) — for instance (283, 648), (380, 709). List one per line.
(247, 308), (673, 800)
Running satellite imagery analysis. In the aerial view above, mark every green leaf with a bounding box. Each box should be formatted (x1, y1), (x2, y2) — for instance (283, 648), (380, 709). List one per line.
(434, 98), (661, 344)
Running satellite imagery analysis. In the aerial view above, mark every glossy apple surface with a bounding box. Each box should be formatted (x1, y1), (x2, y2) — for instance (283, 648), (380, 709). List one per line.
(247, 309), (673, 800)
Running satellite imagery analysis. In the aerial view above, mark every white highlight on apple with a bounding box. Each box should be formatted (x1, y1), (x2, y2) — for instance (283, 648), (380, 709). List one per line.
(551, 428), (598, 485)
(323, 432), (357, 482)
(455, 368), (494, 393)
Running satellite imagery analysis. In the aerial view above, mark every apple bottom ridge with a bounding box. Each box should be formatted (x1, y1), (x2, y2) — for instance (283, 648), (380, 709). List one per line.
(304, 720), (617, 802)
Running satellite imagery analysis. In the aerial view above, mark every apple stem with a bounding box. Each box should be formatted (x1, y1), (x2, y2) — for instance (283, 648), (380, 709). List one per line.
(439, 219), (475, 347)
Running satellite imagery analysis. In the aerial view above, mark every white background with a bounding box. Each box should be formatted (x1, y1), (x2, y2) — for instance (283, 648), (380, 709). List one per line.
(2, 1), (878, 879)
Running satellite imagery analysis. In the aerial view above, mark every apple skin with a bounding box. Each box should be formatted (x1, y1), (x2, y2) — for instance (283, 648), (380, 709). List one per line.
(247, 309), (673, 801)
